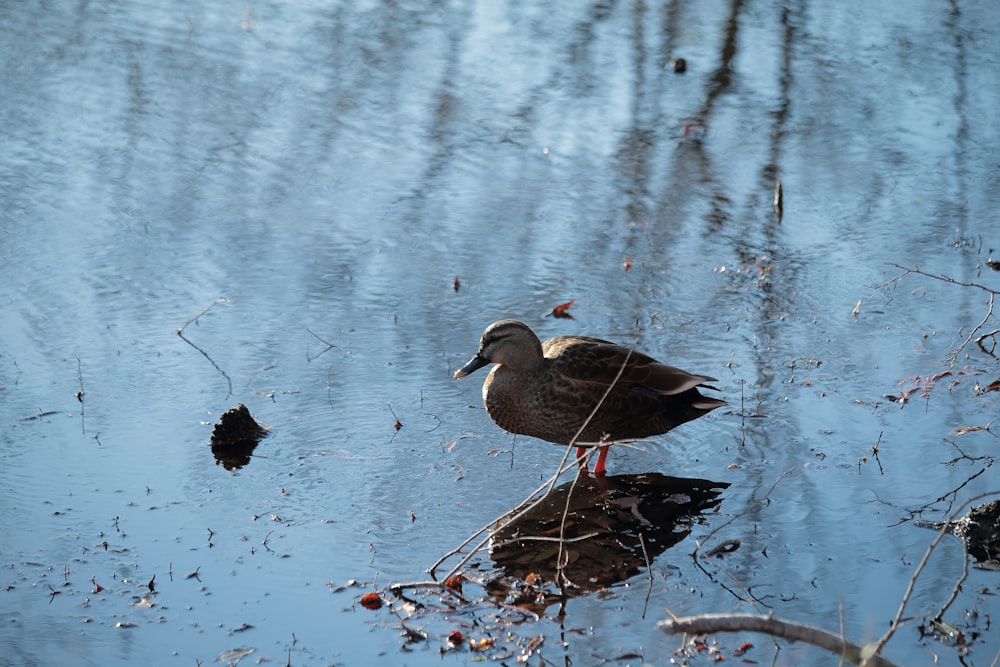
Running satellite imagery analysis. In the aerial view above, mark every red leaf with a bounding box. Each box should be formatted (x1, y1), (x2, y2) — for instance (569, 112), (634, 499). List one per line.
(550, 300), (575, 319)
(359, 592), (382, 610)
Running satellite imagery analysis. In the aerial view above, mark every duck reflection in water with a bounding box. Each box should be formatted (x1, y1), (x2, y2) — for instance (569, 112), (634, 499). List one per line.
(486, 473), (729, 610)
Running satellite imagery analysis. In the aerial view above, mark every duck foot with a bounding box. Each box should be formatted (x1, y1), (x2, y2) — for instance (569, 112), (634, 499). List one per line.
(575, 444), (610, 476)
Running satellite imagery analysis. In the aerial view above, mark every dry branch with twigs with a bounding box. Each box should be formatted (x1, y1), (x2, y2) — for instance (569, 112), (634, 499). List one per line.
(658, 613), (899, 667)
(666, 491), (1000, 666)
(876, 264), (999, 363)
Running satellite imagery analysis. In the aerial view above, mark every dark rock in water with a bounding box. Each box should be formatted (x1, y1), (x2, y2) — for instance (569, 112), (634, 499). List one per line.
(209, 404), (268, 470)
(952, 499), (1000, 563)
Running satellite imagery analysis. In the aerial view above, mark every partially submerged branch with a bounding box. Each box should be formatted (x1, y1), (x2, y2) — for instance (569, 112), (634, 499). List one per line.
(875, 491), (1000, 655)
(658, 613), (899, 667)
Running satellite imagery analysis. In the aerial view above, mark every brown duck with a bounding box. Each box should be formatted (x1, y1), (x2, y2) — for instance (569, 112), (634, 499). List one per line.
(454, 320), (725, 475)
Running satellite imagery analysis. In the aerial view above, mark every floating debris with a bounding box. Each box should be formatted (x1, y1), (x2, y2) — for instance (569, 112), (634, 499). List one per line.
(217, 647), (254, 663)
(774, 178), (783, 222)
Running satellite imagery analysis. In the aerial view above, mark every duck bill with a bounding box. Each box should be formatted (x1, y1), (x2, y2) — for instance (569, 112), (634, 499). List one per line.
(454, 354), (490, 379)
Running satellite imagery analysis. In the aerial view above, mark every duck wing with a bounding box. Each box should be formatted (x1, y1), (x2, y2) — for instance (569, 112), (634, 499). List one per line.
(543, 336), (715, 397)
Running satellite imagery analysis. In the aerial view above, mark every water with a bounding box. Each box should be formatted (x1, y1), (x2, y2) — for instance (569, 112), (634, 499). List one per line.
(2, 1), (999, 665)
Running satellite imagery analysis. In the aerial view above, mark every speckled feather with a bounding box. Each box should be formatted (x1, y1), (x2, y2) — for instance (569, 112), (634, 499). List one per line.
(455, 320), (725, 446)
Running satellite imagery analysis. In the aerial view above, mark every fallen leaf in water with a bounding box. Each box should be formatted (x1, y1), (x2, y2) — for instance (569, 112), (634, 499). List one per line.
(359, 592), (383, 610)
(448, 629), (464, 645)
(953, 425), (985, 436)
(444, 574), (464, 591)
(986, 380), (1000, 392)
(885, 387), (916, 404)
(387, 404), (403, 431)
(683, 124), (705, 140)
(453, 276), (460, 292)
(550, 299), (575, 319)
(921, 371), (953, 396)
(469, 636), (495, 651)
(623, 257), (632, 272)
(218, 647), (254, 662)
(704, 539), (741, 557)
(755, 257), (772, 281)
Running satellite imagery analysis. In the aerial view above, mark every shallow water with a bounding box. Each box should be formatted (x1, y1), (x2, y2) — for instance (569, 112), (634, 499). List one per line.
(2, 1), (999, 665)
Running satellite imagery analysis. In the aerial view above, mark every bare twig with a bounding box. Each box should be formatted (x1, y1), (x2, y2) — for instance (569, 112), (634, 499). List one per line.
(978, 327), (999, 357)
(659, 613), (900, 667)
(176, 298), (233, 397)
(639, 532), (653, 620)
(873, 431), (883, 472)
(428, 454), (591, 581)
(306, 329), (336, 362)
(325, 365), (334, 411)
(177, 297), (229, 335)
(552, 348), (636, 583)
(76, 358), (86, 435)
(554, 460), (590, 586)
(490, 532), (603, 548)
(932, 539), (970, 623)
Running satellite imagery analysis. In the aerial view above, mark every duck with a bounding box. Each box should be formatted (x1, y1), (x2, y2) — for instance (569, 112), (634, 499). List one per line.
(454, 319), (725, 475)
